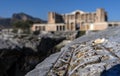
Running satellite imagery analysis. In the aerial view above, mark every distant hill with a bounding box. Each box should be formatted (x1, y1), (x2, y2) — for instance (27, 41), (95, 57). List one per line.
(0, 18), (11, 28)
(0, 13), (46, 28)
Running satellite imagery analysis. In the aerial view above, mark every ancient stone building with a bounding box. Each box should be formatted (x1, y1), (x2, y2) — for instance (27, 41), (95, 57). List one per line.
(31, 8), (108, 32)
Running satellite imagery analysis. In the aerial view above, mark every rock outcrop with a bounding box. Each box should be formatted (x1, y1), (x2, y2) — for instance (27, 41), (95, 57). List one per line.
(37, 36), (65, 56)
(12, 13), (46, 23)
(0, 33), (68, 76)
(0, 13), (46, 28)
(26, 26), (120, 76)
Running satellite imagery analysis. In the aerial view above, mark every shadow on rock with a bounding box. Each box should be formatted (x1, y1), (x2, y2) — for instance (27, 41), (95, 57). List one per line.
(37, 37), (65, 56)
(101, 64), (120, 76)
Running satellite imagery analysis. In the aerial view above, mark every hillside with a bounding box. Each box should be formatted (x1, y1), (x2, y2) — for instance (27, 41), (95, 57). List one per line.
(0, 13), (46, 28)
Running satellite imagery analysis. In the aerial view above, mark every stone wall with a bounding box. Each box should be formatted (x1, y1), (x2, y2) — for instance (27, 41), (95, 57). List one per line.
(31, 8), (108, 32)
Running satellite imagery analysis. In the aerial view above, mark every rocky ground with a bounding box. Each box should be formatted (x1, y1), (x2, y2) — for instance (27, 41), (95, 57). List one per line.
(0, 31), (78, 76)
(26, 26), (120, 76)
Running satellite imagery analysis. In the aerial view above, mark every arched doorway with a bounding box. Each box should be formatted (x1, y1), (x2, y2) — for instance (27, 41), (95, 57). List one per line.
(75, 12), (80, 19)
(75, 12), (80, 30)
(71, 22), (74, 31)
(76, 23), (80, 30)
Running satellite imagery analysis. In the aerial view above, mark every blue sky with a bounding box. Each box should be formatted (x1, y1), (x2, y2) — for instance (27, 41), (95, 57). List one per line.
(0, 0), (120, 21)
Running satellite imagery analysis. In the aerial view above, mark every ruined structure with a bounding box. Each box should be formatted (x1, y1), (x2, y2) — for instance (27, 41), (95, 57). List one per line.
(31, 8), (108, 32)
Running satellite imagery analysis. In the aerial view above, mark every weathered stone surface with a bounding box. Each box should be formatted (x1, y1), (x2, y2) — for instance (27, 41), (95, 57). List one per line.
(25, 52), (62, 76)
(0, 31), (77, 76)
(26, 26), (120, 76)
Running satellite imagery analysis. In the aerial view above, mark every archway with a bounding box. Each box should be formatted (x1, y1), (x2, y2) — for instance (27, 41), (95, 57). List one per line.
(75, 12), (80, 19)
(76, 23), (80, 30)
(71, 22), (74, 31)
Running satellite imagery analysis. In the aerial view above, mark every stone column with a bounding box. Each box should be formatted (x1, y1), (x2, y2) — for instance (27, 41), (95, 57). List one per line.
(58, 26), (60, 31)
